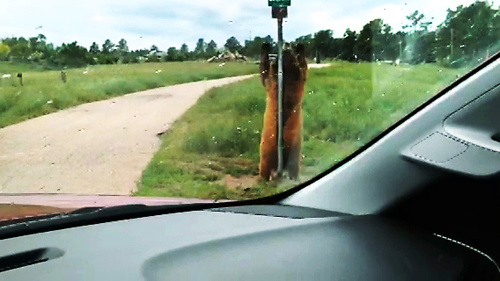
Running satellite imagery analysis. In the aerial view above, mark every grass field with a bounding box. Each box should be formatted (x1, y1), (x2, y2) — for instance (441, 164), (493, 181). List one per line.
(0, 61), (258, 128)
(136, 61), (466, 200)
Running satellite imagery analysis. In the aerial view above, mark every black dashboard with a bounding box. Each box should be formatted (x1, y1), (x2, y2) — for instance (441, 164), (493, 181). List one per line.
(0, 205), (497, 280)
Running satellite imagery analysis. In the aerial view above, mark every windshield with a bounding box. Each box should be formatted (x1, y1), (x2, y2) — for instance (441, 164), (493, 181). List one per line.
(0, 0), (498, 222)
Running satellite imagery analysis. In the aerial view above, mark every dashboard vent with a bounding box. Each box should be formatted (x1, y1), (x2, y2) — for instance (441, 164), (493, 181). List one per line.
(0, 248), (64, 272)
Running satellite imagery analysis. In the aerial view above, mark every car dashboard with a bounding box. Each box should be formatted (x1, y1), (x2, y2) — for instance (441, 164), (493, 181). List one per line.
(0, 205), (497, 280)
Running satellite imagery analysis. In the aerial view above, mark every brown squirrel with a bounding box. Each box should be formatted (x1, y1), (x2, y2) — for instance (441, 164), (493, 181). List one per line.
(259, 43), (308, 180)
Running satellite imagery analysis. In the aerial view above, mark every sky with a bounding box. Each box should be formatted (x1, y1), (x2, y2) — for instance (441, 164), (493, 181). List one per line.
(0, 0), (479, 51)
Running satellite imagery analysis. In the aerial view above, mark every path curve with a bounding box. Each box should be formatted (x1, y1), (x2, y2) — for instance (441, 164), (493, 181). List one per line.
(0, 75), (254, 195)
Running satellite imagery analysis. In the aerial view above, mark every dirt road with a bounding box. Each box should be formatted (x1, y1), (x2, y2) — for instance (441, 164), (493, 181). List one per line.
(0, 75), (254, 195)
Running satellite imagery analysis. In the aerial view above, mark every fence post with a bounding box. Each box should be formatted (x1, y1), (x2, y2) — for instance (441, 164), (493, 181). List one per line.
(17, 73), (23, 86)
(61, 70), (67, 83)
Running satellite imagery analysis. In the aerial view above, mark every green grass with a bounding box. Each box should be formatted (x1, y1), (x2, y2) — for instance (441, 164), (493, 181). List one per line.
(0, 61), (258, 128)
(136, 61), (466, 201)
(0, 61), (48, 74)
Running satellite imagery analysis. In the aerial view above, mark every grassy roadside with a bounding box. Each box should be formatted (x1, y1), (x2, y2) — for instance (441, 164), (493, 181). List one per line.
(0, 61), (258, 128)
(137, 62), (466, 201)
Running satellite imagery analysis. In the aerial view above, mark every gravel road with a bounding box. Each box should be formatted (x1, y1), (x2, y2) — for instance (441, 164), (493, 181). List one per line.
(0, 75), (254, 195)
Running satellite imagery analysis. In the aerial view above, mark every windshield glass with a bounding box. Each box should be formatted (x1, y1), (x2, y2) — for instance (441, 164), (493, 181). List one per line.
(0, 0), (498, 221)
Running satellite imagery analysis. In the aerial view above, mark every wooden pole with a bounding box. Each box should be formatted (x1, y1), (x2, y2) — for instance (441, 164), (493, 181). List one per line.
(17, 73), (23, 86)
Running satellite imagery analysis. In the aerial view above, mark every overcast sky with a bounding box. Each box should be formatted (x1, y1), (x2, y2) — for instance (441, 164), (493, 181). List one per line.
(0, 0), (479, 51)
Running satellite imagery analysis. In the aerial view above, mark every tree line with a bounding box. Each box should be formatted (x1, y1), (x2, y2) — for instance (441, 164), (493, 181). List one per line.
(0, 1), (498, 68)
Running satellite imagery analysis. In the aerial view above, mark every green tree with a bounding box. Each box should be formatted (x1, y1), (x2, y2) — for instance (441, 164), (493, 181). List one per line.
(314, 29), (333, 61)
(89, 42), (100, 53)
(28, 34), (46, 53)
(340, 29), (357, 61)
(294, 34), (313, 58)
(354, 19), (389, 61)
(194, 38), (207, 59)
(402, 11), (434, 64)
(0, 43), (10, 60)
(435, 2), (499, 65)
(166, 47), (179, 61)
(243, 36), (265, 59)
(56, 41), (89, 67)
(206, 40), (218, 57)
(8, 37), (31, 60)
(224, 36), (242, 53)
(102, 39), (114, 54)
(150, 45), (159, 53)
(118, 39), (129, 53)
(179, 43), (190, 61)
(98, 39), (117, 64)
